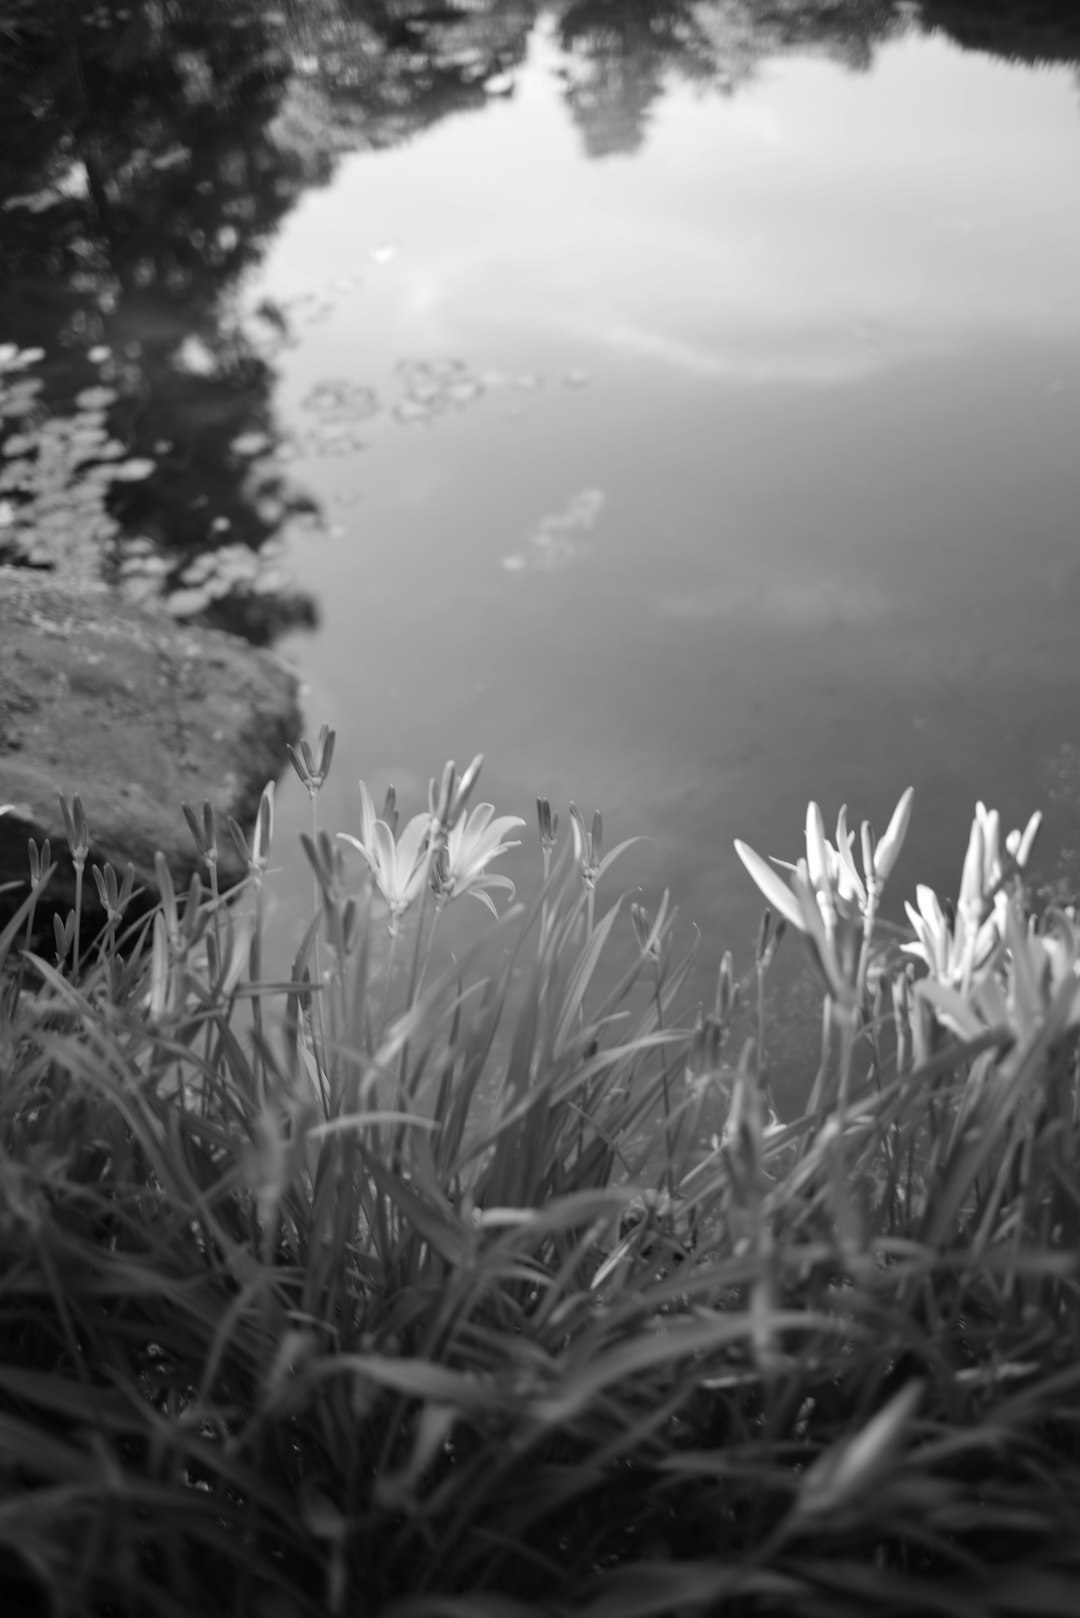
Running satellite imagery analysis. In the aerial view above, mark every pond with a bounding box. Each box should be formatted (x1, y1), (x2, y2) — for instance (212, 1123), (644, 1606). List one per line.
(4, 0), (1080, 1111)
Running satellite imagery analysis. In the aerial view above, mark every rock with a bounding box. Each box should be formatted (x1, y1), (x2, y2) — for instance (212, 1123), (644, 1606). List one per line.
(0, 566), (301, 935)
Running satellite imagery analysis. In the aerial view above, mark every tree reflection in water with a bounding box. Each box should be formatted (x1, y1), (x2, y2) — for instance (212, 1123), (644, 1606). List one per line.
(2, 0), (1079, 643)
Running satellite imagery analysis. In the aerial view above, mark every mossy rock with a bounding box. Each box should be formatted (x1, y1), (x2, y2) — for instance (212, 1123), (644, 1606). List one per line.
(0, 565), (301, 932)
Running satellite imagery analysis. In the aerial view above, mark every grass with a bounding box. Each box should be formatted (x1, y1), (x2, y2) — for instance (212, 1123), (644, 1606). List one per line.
(1, 751), (1080, 1618)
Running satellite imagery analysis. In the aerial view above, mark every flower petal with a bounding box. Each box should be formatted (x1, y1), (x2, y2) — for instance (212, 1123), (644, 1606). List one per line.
(792, 864), (852, 1003)
(358, 780), (379, 851)
(734, 841), (806, 935)
(913, 883), (943, 935)
(338, 831), (380, 881)
(959, 813), (986, 910)
(805, 802), (830, 890)
(463, 803), (496, 839)
(833, 805), (865, 903)
(914, 978), (984, 1040)
(1014, 811), (1042, 870)
(873, 786), (914, 884)
(395, 812), (433, 884)
(370, 820), (400, 893)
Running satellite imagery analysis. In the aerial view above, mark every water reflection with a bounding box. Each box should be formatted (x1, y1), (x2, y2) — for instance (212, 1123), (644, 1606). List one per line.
(4, 0), (1080, 643)
(0, 0), (318, 637)
(920, 0), (1080, 62)
(502, 486), (606, 573)
(556, 0), (910, 156)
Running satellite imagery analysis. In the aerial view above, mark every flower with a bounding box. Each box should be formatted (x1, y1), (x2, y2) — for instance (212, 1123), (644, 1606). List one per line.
(536, 797), (558, 854)
(912, 894), (1080, 1049)
(631, 889), (675, 963)
(568, 804), (641, 890)
(746, 789), (914, 933)
(734, 788), (914, 1007)
(288, 724), (336, 796)
(428, 754), (484, 841)
(431, 803), (524, 917)
(338, 781), (432, 934)
(959, 803), (1041, 916)
(570, 804), (603, 889)
(903, 882), (1001, 991)
(902, 802), (1041, 993)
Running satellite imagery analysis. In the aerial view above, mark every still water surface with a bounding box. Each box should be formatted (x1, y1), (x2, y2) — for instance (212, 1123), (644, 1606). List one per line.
(259, 18), (1080, 1098)
(4, 2), (1080, 1107)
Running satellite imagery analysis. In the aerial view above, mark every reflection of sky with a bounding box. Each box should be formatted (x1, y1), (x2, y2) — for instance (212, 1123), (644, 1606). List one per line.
(263, 32), (1080, 385)
(256, 26), (1080, 1108)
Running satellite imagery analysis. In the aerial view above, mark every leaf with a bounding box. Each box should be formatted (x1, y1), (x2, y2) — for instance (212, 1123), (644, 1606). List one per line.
(327, 1354), (505, 1412)
(532, 1311), (846, 1427)
(791, 1380), (923, 1523)
(360, 1147), (473, 1268)
(552, 898), (623, 1056)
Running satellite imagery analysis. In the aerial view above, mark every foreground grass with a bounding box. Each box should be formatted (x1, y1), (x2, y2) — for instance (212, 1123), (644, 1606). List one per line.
(1, 751), (1079, 1618)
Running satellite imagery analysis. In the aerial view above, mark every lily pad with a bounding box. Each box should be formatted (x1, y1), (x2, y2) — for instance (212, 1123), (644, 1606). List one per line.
(230, 430), (273, 457)
(445, 378), (484, 407)
(75, 386), (118, 410)
(0, 393), (40, 420)
(164, 587), (212, 618)
(393, 398), (433, 426)
(110, 458), (156, 481)
(301, 380), (378, 419)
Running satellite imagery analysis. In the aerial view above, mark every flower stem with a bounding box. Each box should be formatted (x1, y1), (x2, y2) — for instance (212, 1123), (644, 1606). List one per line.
(855, 895), (878, 1010)
(378, 923), (399, 1045)
(309, 791), (331, 1115)
(653, 966), (677, 1209)
(72, 858), (83, 979)
(413, 899), (444, 1002)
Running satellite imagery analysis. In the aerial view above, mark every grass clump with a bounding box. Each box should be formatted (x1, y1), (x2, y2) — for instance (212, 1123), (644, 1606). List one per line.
(1, 754), (1080, 1618)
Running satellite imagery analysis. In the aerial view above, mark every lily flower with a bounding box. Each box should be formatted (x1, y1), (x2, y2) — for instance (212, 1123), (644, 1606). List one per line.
(913, 895), (1080, 1050)
(428, 754), (484, 842)
(568, 804), (641, 890)
(287, 724), (336, 797)
(536, 796), (558, 855)
(431, 803), (525, 917)
(960, 803), (1041, 913)
(775, 789), (914, 927)
(338, 781), (432, 935)
(631, 888), (676, 964)
(1007, 904), (1080, 1037)
(734, 788), (913, 1008)
(903, 882), (1002, 991)
(903, 802), (1042, 993)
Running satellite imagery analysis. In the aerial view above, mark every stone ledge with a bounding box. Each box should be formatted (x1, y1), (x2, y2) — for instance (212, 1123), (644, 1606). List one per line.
(0, 565), (301, 930)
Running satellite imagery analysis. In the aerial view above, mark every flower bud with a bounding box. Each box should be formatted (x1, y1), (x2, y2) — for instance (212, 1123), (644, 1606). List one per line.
(28, 837), (52, 888)
(54, 911), (75, 965)
(58, 792), (89, 865)
(536, 796), (558, 852)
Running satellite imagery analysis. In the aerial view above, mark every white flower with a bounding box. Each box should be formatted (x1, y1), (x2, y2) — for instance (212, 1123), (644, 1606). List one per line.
(338, 781), (432, 935)
(432, 803), (524, 917)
